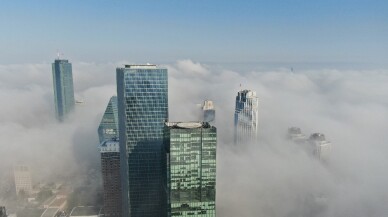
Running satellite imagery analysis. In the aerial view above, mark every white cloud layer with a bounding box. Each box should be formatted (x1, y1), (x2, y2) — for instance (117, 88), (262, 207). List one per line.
(1, 60), (388, 216)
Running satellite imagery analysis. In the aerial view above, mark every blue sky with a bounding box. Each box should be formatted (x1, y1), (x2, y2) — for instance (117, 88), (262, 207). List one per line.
(0, 0), (387, 66)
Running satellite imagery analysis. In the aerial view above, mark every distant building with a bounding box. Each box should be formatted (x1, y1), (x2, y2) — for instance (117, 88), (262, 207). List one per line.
(98, 96), (119, 143)
(52, 59), (75, 121)
(0, 207), (6, 217)
(202, 100), (215, 123)
(99, 139), (121, 217)
(309, 133), (332, 161)
(234, 90), (259, 145)
(69, 206), (101, 217)
(13, 165), (33, 196)
(117, 64), (168, 217)
(287, 127), (307, 143)
(164, 122), (217, 217)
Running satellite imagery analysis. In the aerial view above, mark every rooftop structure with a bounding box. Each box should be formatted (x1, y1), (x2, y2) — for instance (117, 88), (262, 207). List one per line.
(69, 206), (100, 217)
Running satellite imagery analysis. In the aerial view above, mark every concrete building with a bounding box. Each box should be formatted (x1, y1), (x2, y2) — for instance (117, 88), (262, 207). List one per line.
(13, 165), (33, 196)
(98, 96), (119, 143)
(309, 133), (332, 161)
(202, 100), (215, 123)
(99, 139), (121, 217)
(117, 64), (168, 217)
(52, 59), (75, 121)
(164, 122), (217, 217)
(234, 90), (259, 145)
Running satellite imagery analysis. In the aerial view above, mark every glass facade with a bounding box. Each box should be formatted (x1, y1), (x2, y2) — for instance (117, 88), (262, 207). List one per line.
(52, 59), (75, 121)
(98, 96), (119, 143)
(234, 90), (259, 145)
(165, 122), (217, 217)
(116, 65), (168, 217)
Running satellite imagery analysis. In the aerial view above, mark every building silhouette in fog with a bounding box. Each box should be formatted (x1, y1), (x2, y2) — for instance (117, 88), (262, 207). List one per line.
(117, 64), (168, 217)
(164, 122), (217, 217)
(309, 133), (332, 161)
(52, 59), (75, 121)
(202, 100), (215, 123)
(234, 90), (259, 145)
(0, 207), (6, 217)
(287, 127), (307, 143)
(13, 165), (33, 196)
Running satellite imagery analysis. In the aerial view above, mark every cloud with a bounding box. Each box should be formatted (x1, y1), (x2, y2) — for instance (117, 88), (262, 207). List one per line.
(1, 60), (388, 216)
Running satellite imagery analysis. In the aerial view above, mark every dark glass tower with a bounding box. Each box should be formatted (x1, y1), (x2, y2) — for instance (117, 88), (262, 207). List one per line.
(164, 122), (217, 217)
(117, 65), (168, 217)
(52, 59), (75, 121)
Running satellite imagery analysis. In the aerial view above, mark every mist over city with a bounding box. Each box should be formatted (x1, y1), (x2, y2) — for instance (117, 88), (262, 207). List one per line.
(1, 1), (388, 217)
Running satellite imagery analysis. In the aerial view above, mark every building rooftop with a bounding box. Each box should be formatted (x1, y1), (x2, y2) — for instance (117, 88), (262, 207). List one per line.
(69, 206), (100, 217)
(124, 64), (157, 69)
(203, 100), (215, 110)
(166, 122), (212, 129)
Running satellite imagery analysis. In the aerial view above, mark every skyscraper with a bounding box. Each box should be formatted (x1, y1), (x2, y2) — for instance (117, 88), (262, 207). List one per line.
(100, 139), (121, 217)
(202, 100), (215, 123)
(309, 133), (332, 161)
(287, 127), (307, 143)
(98, 96), (119, 143)
(116, 64), (168, 217)
(234, 90), (259, 145)
(52, 59), (75, 121)
(13, 165), (33, 196)
(164, 122), (217, 217)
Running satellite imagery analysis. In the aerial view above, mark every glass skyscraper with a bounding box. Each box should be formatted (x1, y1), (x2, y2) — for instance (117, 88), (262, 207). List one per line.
(116, 65), (168, 217)
(234, 90), (259, 145)
(98, 96), (119, 143)
(52, 59), (75, 121)
(164, 122), (217, 217)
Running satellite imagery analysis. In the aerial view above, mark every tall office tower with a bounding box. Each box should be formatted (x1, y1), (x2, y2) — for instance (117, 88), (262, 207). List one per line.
(164, 122), (217, 217)
(202, 100), (215, 123)
(234, 90), (259, 145)
(52, 59), (75, 121)
(287, 127), (307, 143)
(13, 165), (33, 196)
(0, 207), (6, 217)
(98, 96), (119, 143)
(309, 133), (332, 161)
(117, 64), (168, 217)
(100, 139), (121, 217)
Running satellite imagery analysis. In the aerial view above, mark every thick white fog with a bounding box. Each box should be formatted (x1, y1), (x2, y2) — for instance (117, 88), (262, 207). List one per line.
(1, 60), (388, 216)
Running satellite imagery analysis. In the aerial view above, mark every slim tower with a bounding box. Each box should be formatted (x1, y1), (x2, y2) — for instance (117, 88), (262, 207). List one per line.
(309, 133), (332, 161)
(117, 64), (168, 217)
(202, 100), (215, 123)
(234, 90), (259, 145)
(52, 59), (75, 121)
(164, 122), (217, 217)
